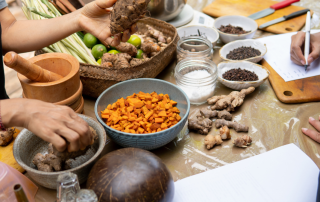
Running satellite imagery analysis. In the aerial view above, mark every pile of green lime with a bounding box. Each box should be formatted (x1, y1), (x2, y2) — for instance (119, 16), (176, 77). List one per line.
(83, 33), (145, 64)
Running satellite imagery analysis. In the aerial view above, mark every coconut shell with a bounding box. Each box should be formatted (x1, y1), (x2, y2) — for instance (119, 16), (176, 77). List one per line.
(110, 0), (151, 35)
(86, 148), (174, 202)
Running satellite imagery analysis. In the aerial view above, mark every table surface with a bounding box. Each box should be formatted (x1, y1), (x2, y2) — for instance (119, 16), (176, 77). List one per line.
(28, 0), (320, 201)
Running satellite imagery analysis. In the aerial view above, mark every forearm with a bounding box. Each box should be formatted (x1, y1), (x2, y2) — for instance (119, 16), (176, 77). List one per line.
(1, 8), (81, 54)
(1, 98), (27, 128)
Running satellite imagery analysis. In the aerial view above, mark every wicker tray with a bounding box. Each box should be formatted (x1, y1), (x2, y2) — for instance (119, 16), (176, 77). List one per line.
(37, 17), (178, 98)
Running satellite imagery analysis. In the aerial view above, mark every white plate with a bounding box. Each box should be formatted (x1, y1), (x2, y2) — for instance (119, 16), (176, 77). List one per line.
(219, 39), (267, 63)
(218, 61), (270, 90)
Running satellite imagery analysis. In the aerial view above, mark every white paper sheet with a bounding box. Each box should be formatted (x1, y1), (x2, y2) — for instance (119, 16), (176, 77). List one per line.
(172, 144), (319, 202)
(257, 30), (320, 82)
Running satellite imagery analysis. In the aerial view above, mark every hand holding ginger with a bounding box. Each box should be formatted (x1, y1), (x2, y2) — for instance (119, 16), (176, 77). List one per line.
(1, 99), (92, 152)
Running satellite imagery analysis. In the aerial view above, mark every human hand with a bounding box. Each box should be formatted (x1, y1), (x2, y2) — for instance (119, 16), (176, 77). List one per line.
(290, 32), (320, 66)
(302, 116), (320, 143)
(78, 0), (138, 47)
(1, 99), (92, 152)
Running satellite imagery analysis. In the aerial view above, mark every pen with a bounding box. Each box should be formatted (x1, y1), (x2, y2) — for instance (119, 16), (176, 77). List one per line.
(304, 11), (311, 72)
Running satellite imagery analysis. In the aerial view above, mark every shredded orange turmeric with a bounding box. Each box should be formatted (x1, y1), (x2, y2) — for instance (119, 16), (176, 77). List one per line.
(101, 91), (181, 134)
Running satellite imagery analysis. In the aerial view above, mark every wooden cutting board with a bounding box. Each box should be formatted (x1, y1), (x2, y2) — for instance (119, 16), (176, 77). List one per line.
(203, 0), (310, 34)
(262, 59), (320, 103)
(0, 128), (25, 173)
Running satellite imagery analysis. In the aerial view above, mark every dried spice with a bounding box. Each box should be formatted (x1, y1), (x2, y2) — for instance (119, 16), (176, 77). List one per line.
(218, 24), (250, 35)
(222, 68), (258, 81)
(226, 46), (261, 60)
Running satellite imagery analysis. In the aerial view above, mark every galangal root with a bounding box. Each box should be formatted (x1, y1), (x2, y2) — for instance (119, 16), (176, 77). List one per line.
(233, 135), (252, 148)
(188, 117), (213, 135)
(204, 134), (223, 150)
(207, 87), (255, 112)
(110, 0), (151, 35)
(32, 127), (98, 172)
(0, 128), (15, 146)
(215, 119), (249, 132)
(197, 108), (232, 120)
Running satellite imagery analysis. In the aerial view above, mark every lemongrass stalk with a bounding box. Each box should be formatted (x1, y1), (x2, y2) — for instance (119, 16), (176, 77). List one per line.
(42, 47), (54, 53)
(61, 39), (96, 64)
(48, 45), (58, 52)
(68, 48), (86, 63)
(72, 34), (95, 60)
(28, 7), (53, 18)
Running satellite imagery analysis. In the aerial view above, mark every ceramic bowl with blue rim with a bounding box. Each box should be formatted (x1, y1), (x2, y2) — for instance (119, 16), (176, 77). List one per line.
(95, 78), (190, 150)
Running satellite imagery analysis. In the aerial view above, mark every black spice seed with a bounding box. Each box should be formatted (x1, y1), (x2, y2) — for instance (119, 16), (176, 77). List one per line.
(222, 68), (259, 81)
(226, 46), (261, 60)
(218, 24), (250, 35)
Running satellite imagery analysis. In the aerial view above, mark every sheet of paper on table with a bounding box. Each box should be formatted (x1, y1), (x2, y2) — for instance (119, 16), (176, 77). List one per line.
(172, 144), (319, 202)
(257, 30), (320, 82)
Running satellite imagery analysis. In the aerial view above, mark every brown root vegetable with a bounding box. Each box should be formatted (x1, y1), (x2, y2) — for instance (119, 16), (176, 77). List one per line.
(101, 53), (116, 64)
(207, 87), (255, 111)
(87, 148), (174, 202)
(198, 108), (232, 120)
(113, 53), (132, 69)
(0, 128), (14, 146)
(141, 41), (161, 54)
(130, 58), (145, 66)
(32, 126), (98, 172)
(110, 0), (151, 35)
(204, 135), (223, 150)
(115, 42), (137, 57)
(219, 126), (231, 140)
(188, 117), (213, 135)
(146, 25), (167, 43)
(215, 119), (249, 132)
(233, 135), (252, 148)
(101, 62), (113, 68)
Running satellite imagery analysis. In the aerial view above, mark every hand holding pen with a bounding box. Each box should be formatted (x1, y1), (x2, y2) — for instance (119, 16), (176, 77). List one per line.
(290, 13), (320, 68)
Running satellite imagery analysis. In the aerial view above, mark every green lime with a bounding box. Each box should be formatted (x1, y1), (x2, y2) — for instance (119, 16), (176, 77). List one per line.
(108, 50), (121, 54)
(92, 44), (107, 60)
(83, 33), (98, 48)
(127, 35), (141, 48)
(97, 58), (102, 65)
(136, 49), (144, 59)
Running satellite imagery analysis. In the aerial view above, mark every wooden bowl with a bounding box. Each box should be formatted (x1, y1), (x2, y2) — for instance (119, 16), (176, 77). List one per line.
(18, 53), (80, 103)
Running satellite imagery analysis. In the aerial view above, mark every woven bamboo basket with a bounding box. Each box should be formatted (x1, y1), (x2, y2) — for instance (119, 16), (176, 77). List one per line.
(37, 17), (178, 98)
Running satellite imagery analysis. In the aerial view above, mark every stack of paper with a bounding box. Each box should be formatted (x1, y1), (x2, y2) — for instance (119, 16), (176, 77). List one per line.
(173, 144), (319, 202)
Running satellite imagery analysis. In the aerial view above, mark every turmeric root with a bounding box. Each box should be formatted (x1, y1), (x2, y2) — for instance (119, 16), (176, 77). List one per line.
(219, 126), (231, 140)
(101, 53), (116, 64)
(32, 127), (98, 172)
(215, 119), (248, 132)
(233, 135), (252, 148)
(114, 53), (132, 69)
(198, 108), (232, 120)
(115, 42), (137, 57)
(146, 25), (167, 43)
(0, 128), (14, 146)
(110, 0), (151, 35)
(204, 134), (223, 150)
(188, 117), (213, 135)
(207, 87), (255, 112)
(141, 41), (161, 54)
(130, 58), (145, 66)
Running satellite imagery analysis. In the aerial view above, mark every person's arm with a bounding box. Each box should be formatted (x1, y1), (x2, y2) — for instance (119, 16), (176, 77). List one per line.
(1, 0), (137, 54)
(290, 31), (320, 66)
(1, 98), (93, 152)
(302, 116), (320, 143)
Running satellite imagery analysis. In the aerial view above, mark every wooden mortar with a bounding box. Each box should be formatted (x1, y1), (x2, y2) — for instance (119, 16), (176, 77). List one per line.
(18, 53), (81, 103)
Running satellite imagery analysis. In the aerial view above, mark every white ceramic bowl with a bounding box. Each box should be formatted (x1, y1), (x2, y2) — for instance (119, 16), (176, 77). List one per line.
(177, 25), (219, 47)
(218, 61), (270, 90)
(219, 39), (267, 63)
(214, 15), (258, 44)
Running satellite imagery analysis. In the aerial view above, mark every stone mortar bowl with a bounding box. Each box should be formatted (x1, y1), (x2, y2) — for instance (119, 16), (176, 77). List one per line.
(13, 114), (106, 189)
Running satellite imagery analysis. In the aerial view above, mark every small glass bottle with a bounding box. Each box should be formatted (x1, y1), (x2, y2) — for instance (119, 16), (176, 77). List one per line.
(13, 184), (29, 202)
(176, 36), (213, 63)
(175, 58), (217, 105)
(75, 189), (98, 202)
(56, 172), (80, 202)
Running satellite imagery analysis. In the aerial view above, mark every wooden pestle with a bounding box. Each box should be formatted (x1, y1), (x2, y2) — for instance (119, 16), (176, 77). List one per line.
(4, 51), (63, 82)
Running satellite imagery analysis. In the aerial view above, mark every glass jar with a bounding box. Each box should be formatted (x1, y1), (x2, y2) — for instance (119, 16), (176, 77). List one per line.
(175, 58), (217, 105)
(177, 36), (213, 63)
